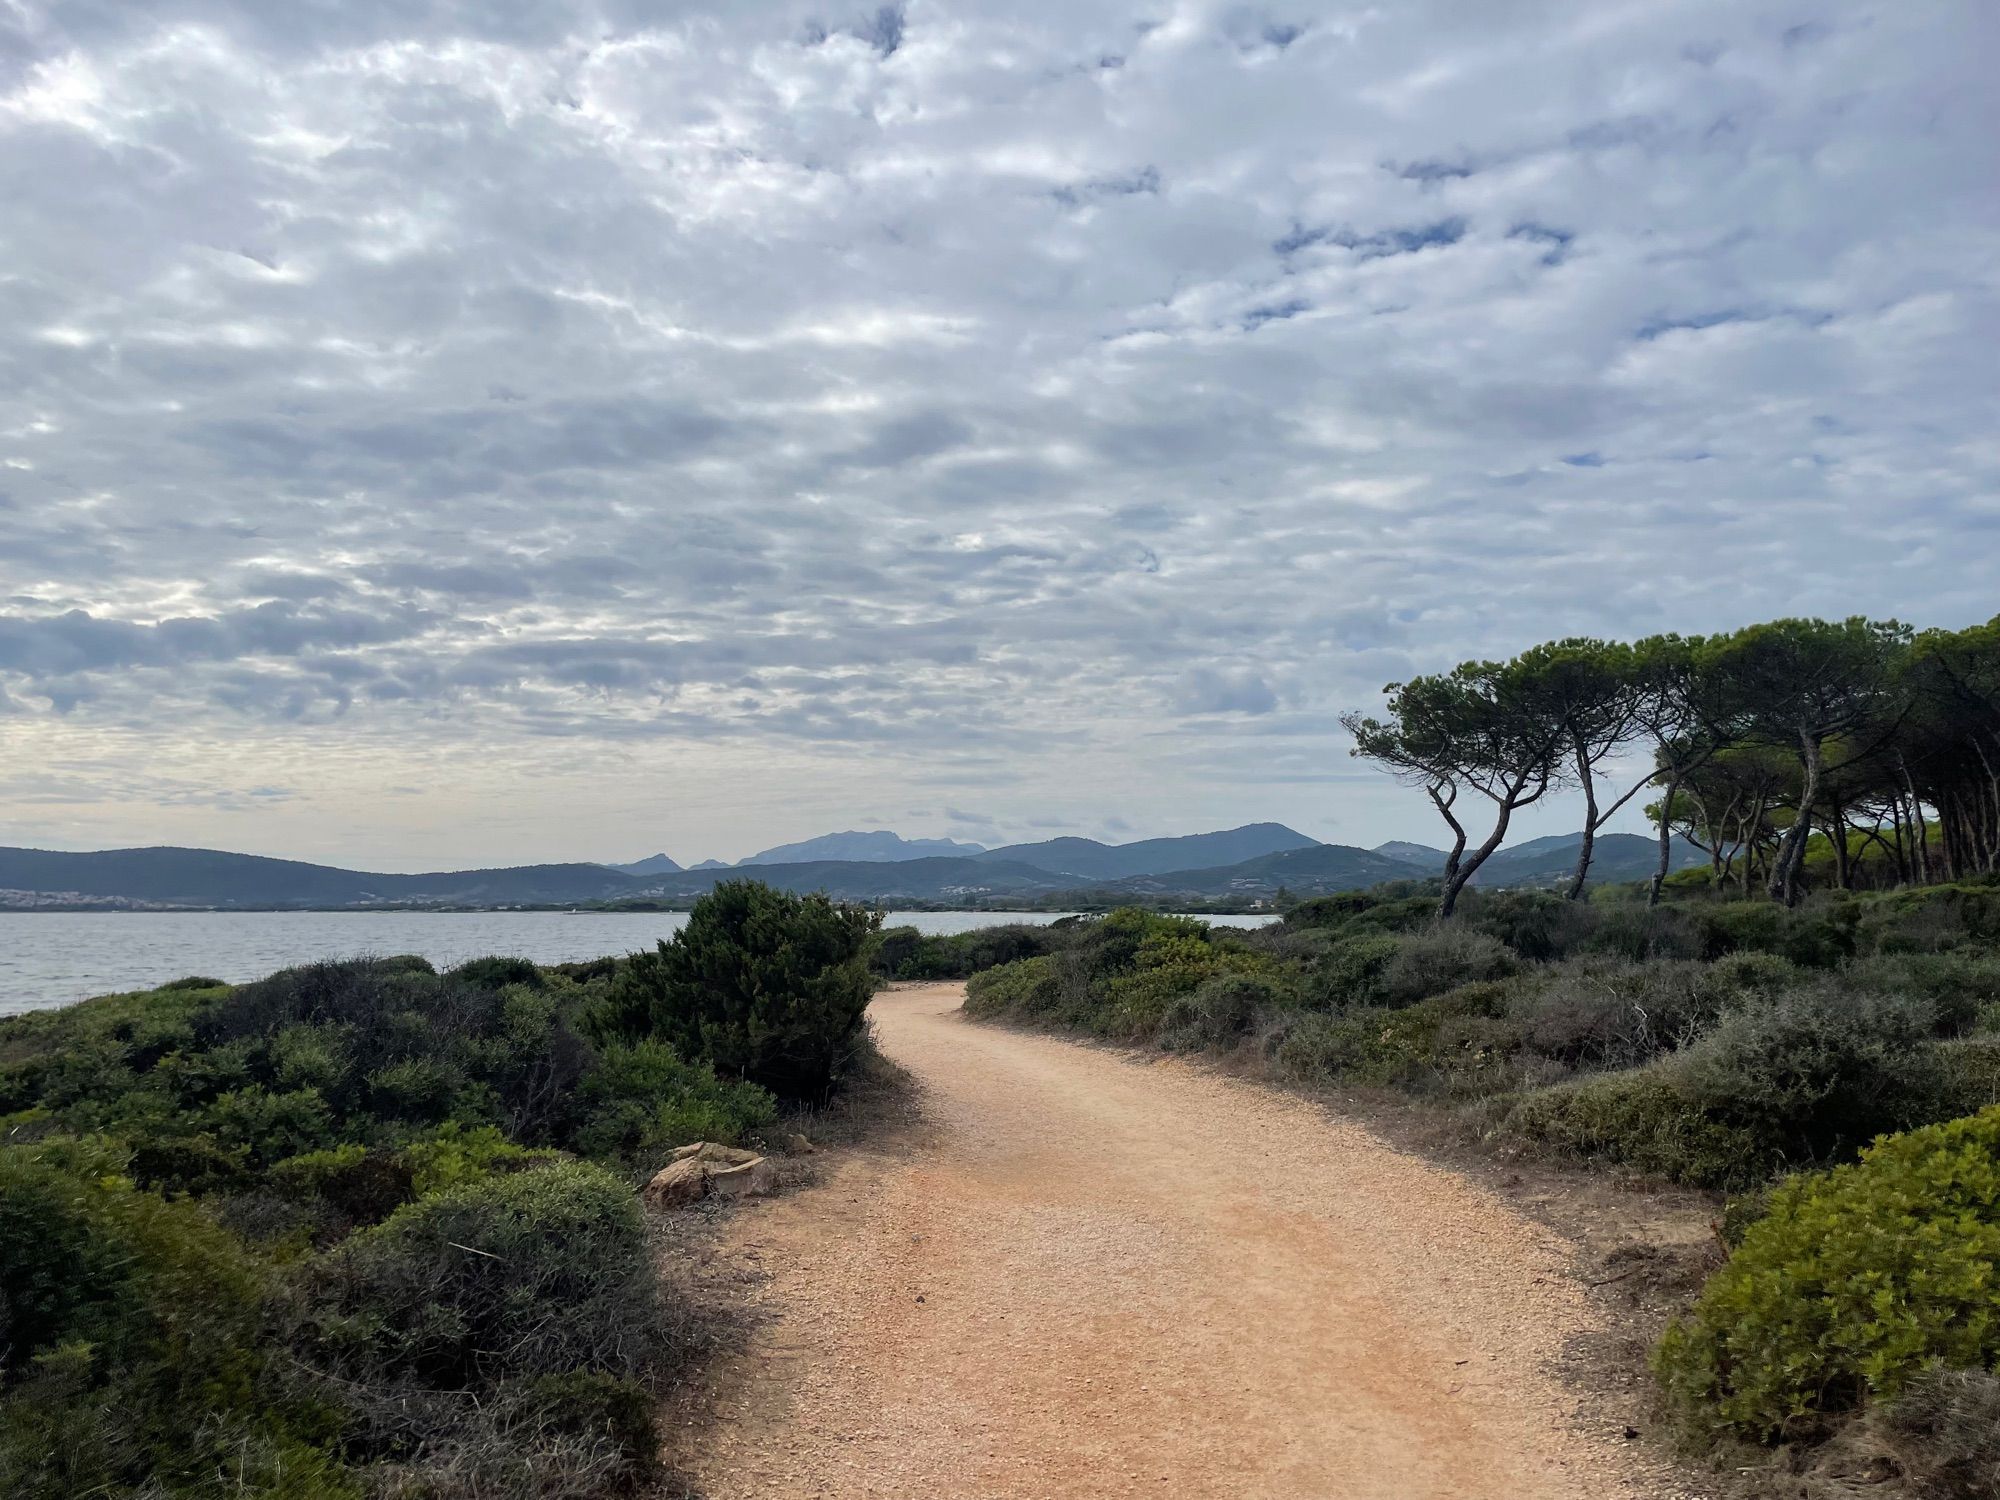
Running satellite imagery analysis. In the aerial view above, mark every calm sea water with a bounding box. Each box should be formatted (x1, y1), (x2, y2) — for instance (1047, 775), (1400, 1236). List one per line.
(0, 909), (1275, 1016)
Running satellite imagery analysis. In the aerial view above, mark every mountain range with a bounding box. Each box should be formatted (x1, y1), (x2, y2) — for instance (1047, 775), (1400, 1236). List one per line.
(0, 824), (1704, 911)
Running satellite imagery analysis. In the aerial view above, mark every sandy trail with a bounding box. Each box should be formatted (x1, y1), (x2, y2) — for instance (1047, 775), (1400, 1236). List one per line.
(679, 982), (1673, 1500)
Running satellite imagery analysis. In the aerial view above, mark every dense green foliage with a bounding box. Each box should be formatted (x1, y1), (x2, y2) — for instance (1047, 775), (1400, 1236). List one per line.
(1344, 615), (2000, 915)
(1655, 1108), (2000, 1439)
(595, 880), (878, 1098)
(0, 880), (877, 1498)
(873, 920), (1076, 980)
(967, 890), (2000, 1187)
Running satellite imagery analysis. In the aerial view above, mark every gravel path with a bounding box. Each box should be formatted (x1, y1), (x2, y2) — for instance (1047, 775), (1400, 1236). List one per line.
(679, 982), (1689, 1499)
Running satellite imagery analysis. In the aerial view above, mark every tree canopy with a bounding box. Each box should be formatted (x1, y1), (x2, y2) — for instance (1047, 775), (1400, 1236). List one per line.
(1347, 615), (2000, 912)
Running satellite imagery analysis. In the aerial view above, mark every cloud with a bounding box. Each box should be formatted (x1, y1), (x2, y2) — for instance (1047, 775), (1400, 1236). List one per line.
(0, 0), (1992, 865)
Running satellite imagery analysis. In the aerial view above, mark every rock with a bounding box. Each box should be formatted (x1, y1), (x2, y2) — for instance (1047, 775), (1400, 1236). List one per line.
(708, 1156), (778, 1198)
(644, 1142), (776, 1207)
(670, 1141), (761, 1167)
(643, 1157), (712, 1208)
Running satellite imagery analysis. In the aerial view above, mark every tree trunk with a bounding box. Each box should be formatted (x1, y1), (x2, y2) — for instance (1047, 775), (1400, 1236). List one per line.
(1565, 738), (1598, 902)
(1429, 783), (1468, 893)
(1437, 774), (1535, 921)
(1830, 801), (1852, 890)
(1898, 756), (1931, 884)
(1648, 772), (1682, 907)
(1769, 731), (1822, 907)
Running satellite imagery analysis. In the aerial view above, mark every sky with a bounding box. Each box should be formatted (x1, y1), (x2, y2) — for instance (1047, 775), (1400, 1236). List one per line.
(1, 0), (1995, 871)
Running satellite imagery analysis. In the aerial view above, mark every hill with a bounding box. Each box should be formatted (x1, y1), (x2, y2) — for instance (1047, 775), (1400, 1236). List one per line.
(1472, 832), (1704, 887)
(616, 856), (1059, 903)
(977, 823), (1319, 880)
(0, 846), (645, 910)
(1374, 840), (1449, 870)
(0, 828), (1712, 911)
(1368, 834), (1704, 887)
(604, 852), (683, 876)
(737, 831), (987, 865)
(1089, 842), (1420, 899)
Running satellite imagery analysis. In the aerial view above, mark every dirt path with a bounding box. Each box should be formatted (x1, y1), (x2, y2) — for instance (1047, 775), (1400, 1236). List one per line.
(677, 983), (1693, 1500)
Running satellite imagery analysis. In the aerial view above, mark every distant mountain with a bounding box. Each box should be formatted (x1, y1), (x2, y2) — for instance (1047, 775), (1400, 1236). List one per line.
(1472, 832), (1704, 888)
(736, 830), (987, 866)
(0, 846), (644, 910)
(688, 858), (732, 870)
(1097, 842), (1418, 898)
(0, 827), (1713, 913)
(977, 823), (1319, 881)
(1374, 841), (1448, 870)
(609, 856), (1058, 902)
(603, 852), (682, 876)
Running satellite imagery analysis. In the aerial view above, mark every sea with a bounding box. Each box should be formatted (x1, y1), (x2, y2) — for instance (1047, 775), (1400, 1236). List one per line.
(0, 908), (1276, 1016)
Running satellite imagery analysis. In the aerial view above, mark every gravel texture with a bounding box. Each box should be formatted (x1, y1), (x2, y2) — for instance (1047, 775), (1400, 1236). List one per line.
(677, 982), (1709, 1499)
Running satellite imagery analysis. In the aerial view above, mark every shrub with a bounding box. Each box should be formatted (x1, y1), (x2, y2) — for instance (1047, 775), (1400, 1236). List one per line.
(0, 1140), (313, 1498)
(1695, 902), (1857, 968)
(1159, 972), (1295, 1051)
(1104, 932), (1246, 1034)
(1881, 1366), (2000, 1500)
(268, 1143), (416, 1230)
(400, 1123), (563, 1195)
(1679, 986), (1945, 1169)
(1849, 951), (2000, 1036)
(1379, 926), (1516, 1007)
(448, 956), (544, 991)
(1938, 1037), (2000, 1116)
(572, 1040), (776, 1159)
(963, 953), (1062, 1019)
(1511, 987), (1949, 1187)
(1655, 1107), (2000, 1438)
(297, 1161), (668, 1396)
(1281, 891), (1436, 937)
(1504, 1066), (1769, 1188)
(1301, 933), (1405, 1009)
(1463, 889), (1599, 961)
(873, 923), (1064, 980)
(598, 882), (877, 1098)
(1860, 883), (2000, 954)
(1271, 985), (1518, 1093)
(1573, 903), (1705, 963)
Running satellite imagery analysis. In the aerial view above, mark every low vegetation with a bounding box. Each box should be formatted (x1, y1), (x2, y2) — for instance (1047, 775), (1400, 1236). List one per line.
(953, 879), (2000, 1488)
(0, 880), (878, 1500)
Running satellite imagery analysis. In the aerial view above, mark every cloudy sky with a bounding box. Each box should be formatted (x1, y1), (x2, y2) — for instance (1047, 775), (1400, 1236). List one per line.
(1, 0), (1994, 870)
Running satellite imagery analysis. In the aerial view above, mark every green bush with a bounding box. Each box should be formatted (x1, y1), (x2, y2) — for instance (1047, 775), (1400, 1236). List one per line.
(399, 1123), (563, 1195)
(1301, 933), (1405, 1009)
(1509, 988), (1948, 1187)
(1849, 951), (2000, 1036)
(873, 923), (1066, 980)
(448, 956), (544, 990)
(572, 1040), (776, 1158)
(1695, 901), (1858, 968)
(1860, 883), (2000, 953)
(1379, 926), (1516, 1006)
(268, 1143), (415, 1230)
(1104, 931), (1251, 1034)
(1656, 1107), (2000, 1437)
(1504, 1066), (1770, 1187)
(1678, 987), (1945, 1168)
(1159, 972), (1295, 1050)
(0, 1140), (326, 1499)
(297, 1161), (667, 1395)
(963, 953), (1063, 1019)
(598, 881), (877, 1098)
